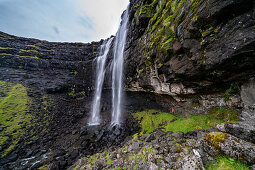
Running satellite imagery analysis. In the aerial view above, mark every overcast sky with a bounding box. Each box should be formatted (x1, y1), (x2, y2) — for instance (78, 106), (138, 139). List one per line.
(0, 0), (129, 42)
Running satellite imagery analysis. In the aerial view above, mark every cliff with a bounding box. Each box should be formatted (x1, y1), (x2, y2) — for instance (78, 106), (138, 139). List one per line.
(0, 31), (101, 93)
(125, 0), (255, 96)
(0, 0), (255, 169)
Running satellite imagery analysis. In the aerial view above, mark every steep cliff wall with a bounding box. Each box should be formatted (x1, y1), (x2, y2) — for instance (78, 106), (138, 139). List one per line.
(125, 0), (255, 96)
(0, 31), (101, 93)
(0, 31), (102, 167)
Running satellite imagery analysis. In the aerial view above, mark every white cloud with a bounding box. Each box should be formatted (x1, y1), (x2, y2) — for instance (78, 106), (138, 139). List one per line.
(75, 0), (129, 41)
(0, 0), (129, 42)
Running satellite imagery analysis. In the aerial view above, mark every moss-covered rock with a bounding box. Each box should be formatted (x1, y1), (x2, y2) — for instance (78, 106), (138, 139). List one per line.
(0, 81), (34, 155)
(203, 132), (255, 165)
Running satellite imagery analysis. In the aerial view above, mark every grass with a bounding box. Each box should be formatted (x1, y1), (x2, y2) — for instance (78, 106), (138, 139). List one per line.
(16, 55), (40, 60)
(0, 81), (34, 155)
(206, 156), (251, 170)
(133, 110), (176, 134)
(67, 92), (76, 97)
(38, 164), (49, 170)
(133, 108), (239, 134)
(0, 47), (13, 50)
(106, 158), (113, 164)
(0, 53), (40, 59)
(18, 49), (39, 54)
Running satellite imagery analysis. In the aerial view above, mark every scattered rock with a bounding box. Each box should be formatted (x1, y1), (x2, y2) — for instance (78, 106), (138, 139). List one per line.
(203, 132), (255, 165)
(70, 149), (79, 159)
(145, 134), (155, 142)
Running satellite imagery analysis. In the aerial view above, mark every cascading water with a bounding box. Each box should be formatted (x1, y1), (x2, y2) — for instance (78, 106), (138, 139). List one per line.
(111, 6), (129, 125)
(88, 37), (114, 126)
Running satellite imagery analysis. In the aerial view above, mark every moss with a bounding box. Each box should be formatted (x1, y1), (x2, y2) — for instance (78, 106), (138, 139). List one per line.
(19, 49), (39, 54)
(79, 91), (85, 95)
(133, 110), (176, 134)
(206, 156), (251, 170)
(138, 68), (144, 74)
(87, 155), (99, 165)
(73, 164), (80, 170)
(0, 53), (12, 56)
(15, 55), (40, 60)
(67, 92), (76, 97)
(139, 5), (154, 16)
(134, 164), (139, 169)
(161, 37), (174, 49)
(70, 71), (78, 76)
(14, 70), (26, 75)
(38, 164), (49, 170)
(137, 0), (203, 68)
(165, 114), (211, 133)
(76, 97), (84, 100)
(224, 83), (239, 101)
(0, 47), (13, 50)
(25, 45), (37, 48)
(0, 81), (34, 156)
(133, 107), (240, 134)
(106, 158), (113, 164)
(135, 4), (140, 8)
(208, 107), (240, 122)
(205, 132), (229, 149)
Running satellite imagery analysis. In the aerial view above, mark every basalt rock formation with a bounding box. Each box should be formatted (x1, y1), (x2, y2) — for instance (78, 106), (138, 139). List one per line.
(125, 0), (255, 96)
(0, 0), (255, 169)
(0, 31), (101, 93)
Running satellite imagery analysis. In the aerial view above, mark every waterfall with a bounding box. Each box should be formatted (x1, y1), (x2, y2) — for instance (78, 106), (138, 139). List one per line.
(88, 37), (114, 126)
(111, 6), (129, 125)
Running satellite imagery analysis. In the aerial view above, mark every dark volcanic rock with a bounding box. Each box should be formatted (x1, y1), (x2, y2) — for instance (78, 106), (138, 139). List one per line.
(125, 0), (255, 96)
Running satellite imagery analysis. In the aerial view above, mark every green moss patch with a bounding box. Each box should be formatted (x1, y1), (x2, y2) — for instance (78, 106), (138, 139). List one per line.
(133, 107), (240, 134)
(133, 110), (176, 134)
(206, 156), (251, 170)
(0, 81), (34, 155)
(18, 49), (39, 54)
(15, 55), (40, 60)
(205, 132), (229, 149)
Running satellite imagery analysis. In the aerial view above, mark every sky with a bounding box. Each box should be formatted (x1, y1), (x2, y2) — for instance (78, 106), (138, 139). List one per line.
(0, 0), (129, 43)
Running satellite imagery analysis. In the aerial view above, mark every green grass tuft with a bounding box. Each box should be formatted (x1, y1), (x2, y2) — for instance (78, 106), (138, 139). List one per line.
(206, 156), (251, 170)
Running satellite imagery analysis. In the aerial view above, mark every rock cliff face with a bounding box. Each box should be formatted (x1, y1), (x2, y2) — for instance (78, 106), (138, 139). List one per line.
(125, 0), (255, 96)
(0, 31), (104, 168)
(0, 0), (255, 169)
(0, 31), (101, 93)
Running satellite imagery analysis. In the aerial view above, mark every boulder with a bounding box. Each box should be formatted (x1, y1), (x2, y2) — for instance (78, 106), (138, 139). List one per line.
(202, 132), (255, 165)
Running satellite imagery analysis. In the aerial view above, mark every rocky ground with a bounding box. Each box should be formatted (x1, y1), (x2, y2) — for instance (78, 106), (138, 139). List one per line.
(70, 129), (255, 169)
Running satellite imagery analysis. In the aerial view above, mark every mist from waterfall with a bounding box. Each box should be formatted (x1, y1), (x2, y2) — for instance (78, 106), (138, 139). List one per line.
(88, 37), (114, 126)
(111, 6), (129, 125)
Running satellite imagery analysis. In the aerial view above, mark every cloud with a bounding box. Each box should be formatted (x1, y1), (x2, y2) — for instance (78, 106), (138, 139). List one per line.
(0, 0), (129, 42)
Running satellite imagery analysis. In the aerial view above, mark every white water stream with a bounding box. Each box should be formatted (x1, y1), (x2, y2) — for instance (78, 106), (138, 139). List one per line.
(111, 6), (129, 125)
(89, 37), (114, 126)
